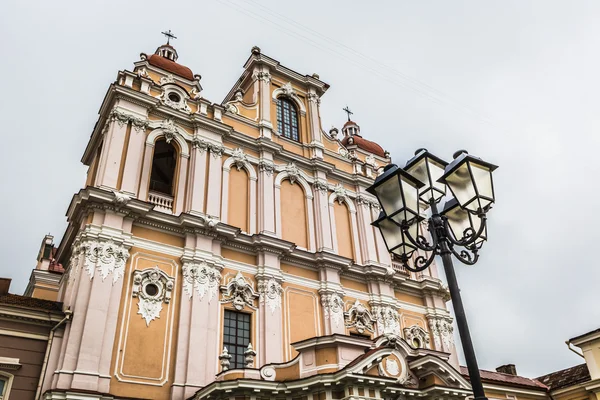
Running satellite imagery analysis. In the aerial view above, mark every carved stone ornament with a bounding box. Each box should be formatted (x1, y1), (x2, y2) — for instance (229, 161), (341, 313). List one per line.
(191, 136), (208, 153)
(365, 154), (379, 168)
(284, 162), (301, 185)
(68, 244), (81, 284)
(373, 305), (401, 336)
(132, 266), (174, 326)
(219, 346), (232, 372)
(255, 71), (271, 82)
(112, 191), (131, 209)
(321, 292), (345, 328)
(224, 103), (238, 114)
(160, 118), (178, 144)
(258, 160), (274, 176)
(307, 92), (320, 104)
(244, 343), (257, 368)
(403, 325), (431, 349)
(221, 271), (259, 310)
(137, 67), (150, 78)
(209, 143), (224, 158)
(258, 278), (283, 314)
(160, 91), (192, 113)
(81, 239), (130, 284)
(160, 74), (176, 85)
(230, 148), (248, 170)
(345, 300), (375, 334)
(313, 179), (329, 193)
(338, 147), (350, 159)
(428, 317), (454, 350)
(108, 109), (148, 132)
(333, 184), (347, 204)
(182, 261), (222, 302)
(281, 82), (294, 96)
(190, 87), (201, 100)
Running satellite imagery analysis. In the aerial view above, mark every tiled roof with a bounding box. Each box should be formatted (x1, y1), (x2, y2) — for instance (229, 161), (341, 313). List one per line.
(341, 135), (386, 158)
(536, 364), (590, 390)
(0, 293), (63, 312)
(570, 328), (600, 342)
(147, 54), (194, 80)
(460, 367), (548, 390)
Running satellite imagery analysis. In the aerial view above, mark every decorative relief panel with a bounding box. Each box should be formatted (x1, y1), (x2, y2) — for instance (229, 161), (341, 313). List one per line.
(428, 316), (454, 349)
(182, 261), (222, 302)
(258, 278), (283, 314)
(220, 271), (259, 310)
(403, 325), (431, 349)
(132, 266), (174, 326)
(373, 304), (401, 336)
(81, 239), (130, 284)
(344, 300), (375, 334)
(320, 292), (345, 328)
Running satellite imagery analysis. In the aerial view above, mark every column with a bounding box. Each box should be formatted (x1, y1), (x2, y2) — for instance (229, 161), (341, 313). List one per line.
(186, 139), (209, 215)
(256, 251), (284, 365)
(307, 89), (324, 159)
(205, 144), (224, 218)
(174, 154), (189, 215)
(312, 173), (333, 252)
(256, 67), (273, 140)
(318, 267), (345, 335)
(355, 194), (378, 264)
(96, 118), (129, 190)
(120, 122), (148, 196)
(258, 152), (276, 236)
(138, 143), (154, 201)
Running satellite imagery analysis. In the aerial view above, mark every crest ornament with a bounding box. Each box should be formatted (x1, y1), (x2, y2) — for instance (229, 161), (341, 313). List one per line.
(231, 148), (248, 170)
(345, 300), (375, 334)
(221, 271), (259, 310)
(313, 179), (329, 193)
(386, 358), (400, 376)
(258, 160), (274, 176)
(159, 74), (176, 85)
(81, 239), (130, 283)
(333, 184), (347, 204)
(132, 266), (174, 326)
(284, 162), (301, 185)
(321, 292), (345, 328)
(160, 119), (178, 144)
(258, 278), (283, 314)
(182, 261), (222, 302)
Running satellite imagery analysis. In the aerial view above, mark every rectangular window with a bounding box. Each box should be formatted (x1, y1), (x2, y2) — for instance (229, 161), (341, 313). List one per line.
(223, 310), (251, 369)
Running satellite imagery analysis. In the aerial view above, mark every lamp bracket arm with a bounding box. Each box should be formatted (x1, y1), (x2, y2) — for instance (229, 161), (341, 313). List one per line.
(402, 221), (437, 252)
(449, 243), (479, 266)
(443, 213), (487, 247)
(399, 250), (436, 273)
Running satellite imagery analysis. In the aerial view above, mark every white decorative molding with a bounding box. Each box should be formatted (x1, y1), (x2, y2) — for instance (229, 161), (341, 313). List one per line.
(230, 148), (248, 170)
(271, 82), (307, 113)
(81, 239), (130, 284)
(373, 305), (401, 336)
(220, 271), (259, 310)
(312, 179), (328, 193)
(108, 109), (149, 132)
(190, 87), (201, 100)
(344, 300), (375, 334)
(160, 119), (178, 144)
(132, 266), (174, 326)
(219, 347), (232, 372)
(159, 74), (176, 85)
(284, 161), (301, 185)
(428, 317), (454, 349)
(191, 136), (208, 153)
(332, 183), (348, 204)
(137, 67), (150, 78)
(320, 292), (345, 328)
(258, 278), (283, 314)
(255, 71), (272, 82)
(403, 324), (431, 349)
(181, 261), (222, 302)
(258, 160), (274, 176)
(159, 91), (192, 113)
(113, 191), (131, 209)
(209, 143), (224, 158)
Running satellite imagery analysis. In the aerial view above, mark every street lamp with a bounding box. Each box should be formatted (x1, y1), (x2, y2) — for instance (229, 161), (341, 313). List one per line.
(367, 149), (498, 400)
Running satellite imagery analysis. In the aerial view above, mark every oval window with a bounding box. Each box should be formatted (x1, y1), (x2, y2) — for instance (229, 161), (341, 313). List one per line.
(145, 283), (159, 297)
(168, 92), (181, 103)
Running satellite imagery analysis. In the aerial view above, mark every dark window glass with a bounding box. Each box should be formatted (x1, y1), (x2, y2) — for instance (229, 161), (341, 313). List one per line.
(276, 97), (300, 141)
(149, 140), (177, 195)
(223, 310), (251, 369)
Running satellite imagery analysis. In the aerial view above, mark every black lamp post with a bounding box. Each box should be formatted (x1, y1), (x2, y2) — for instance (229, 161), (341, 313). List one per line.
(367, 148), (498, 400)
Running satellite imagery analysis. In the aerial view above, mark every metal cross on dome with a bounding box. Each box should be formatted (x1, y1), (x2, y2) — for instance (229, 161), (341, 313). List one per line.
(161, 30), (177, 45)
(343, 106), (353, 121)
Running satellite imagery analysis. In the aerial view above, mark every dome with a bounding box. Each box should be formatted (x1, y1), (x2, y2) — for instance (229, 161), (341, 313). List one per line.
(341, 135), (386, 158)
(147, 54), (194, 80)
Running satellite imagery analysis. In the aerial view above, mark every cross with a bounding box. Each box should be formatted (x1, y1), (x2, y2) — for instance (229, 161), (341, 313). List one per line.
(161, 30), (177, 45)
(343, 106), (353, 121)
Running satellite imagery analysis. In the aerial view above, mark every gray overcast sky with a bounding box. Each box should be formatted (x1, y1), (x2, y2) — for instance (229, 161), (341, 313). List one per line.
(1, 0), (598, 378)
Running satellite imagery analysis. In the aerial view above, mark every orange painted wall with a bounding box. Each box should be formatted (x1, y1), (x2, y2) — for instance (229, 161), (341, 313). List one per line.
(334, 202), (354, 259)
(228, 167), (249, 232)
(280, 180), (308, 248)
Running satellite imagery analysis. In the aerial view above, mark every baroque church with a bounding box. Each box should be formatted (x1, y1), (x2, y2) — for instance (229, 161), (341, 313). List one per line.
(1, 37), (599, 400)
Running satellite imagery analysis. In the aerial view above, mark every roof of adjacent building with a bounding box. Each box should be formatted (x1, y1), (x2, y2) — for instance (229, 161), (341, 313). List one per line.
(460, 367), (548, 390)
(569, 327), (600, 343)
(536, 363), (591, 391)
(0, 293), (63, 312)
(147, 54), (194, 80)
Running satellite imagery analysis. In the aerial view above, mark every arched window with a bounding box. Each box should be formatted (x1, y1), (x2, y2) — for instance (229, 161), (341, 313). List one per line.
(149, 139), (177, 195)
(276, 97), (300, 141)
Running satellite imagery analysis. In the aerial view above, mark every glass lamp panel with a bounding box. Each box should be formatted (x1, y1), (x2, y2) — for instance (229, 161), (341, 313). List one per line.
(445, 162), (477, 210)
(429, 159), (447, 201)
(377, 217), (404, 252)
(469, 161), (495, 211)
(406, 157), (430, 197)
(374, 176), (405, 218)
(445, 204), (471, 241)
(401, 176), (420, 216)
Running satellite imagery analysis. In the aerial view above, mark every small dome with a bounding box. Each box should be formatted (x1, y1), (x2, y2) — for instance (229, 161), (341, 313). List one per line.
(146, 43), (194, 81)
(341, 135), (386, 158)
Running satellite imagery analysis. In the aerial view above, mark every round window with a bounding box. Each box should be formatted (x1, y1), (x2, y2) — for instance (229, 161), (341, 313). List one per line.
(168, 92), (181, 103)
(145, 283), (159, 297)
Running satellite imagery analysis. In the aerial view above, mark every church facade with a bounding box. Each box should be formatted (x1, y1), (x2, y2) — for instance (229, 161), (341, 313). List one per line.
(8, 38), (596, 400)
